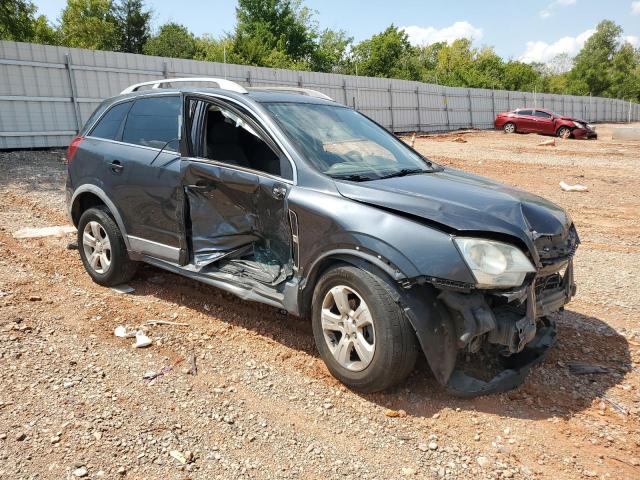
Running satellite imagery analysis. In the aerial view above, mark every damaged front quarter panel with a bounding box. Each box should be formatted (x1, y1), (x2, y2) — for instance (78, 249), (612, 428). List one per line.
(399, 258), (576, 397)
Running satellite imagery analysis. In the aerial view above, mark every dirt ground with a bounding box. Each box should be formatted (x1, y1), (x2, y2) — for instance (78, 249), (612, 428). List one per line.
(0, 123), (639, 480)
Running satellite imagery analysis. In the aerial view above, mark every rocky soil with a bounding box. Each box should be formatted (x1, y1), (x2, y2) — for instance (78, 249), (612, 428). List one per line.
(0, 123), (639, 479)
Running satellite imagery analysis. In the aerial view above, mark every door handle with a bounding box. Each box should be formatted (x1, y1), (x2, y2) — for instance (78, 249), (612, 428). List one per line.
(110, 160), (124, 173)
(272, 185), (287, 199)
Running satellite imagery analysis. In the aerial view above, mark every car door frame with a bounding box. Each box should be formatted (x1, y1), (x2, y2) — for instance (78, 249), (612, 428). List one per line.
(533, 109), (556, 135)
(515, 109), (535, 132)
(179, 93), (297, 271)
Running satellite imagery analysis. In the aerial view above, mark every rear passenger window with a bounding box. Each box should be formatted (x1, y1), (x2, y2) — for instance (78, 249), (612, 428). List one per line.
(89, 101), (131, 140)
(122, 96), (180, 150)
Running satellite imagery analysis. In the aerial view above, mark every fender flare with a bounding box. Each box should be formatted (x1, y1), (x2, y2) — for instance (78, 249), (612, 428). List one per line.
(70, 184), (131, 250)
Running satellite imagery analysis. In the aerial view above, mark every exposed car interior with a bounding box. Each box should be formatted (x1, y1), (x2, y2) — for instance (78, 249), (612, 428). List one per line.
(202, 105), (282, 177)
(183, 101), (293, 288)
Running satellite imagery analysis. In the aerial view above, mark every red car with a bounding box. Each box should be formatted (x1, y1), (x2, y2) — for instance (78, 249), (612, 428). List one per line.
(494, 108), (597, 139)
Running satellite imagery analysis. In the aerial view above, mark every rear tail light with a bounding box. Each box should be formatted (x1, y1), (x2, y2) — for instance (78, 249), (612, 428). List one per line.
(66, 135), (84, 165)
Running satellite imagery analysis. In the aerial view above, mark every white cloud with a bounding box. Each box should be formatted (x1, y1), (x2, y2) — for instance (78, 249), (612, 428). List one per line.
(401, 21), (483, 46)
(519, 29), (595, 63)
(626, 35), (639, 47)
(539, 0), (577, 19)
(632, 1), (640, 14)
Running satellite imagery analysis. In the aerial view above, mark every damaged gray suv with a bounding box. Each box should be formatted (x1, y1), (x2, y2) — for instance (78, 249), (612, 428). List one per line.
(66, 78), (578, 397)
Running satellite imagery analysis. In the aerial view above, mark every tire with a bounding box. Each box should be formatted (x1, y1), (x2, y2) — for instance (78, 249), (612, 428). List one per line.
(503, 122), (516, 134)
(311, 265), (417, 392)
(557, 126), (571, 139)
(77, 206), (138, 287)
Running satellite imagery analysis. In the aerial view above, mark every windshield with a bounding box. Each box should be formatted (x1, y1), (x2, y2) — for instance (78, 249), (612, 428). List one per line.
(263, 103), (438, 180)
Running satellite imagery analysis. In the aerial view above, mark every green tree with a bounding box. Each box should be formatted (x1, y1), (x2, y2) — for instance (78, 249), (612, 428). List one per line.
(568, 20), (621, 96)
(60, 0), (118, 50)
(233, 0), (320, 67)
(143, 22), (196, 59)
(113, 0), (151, 53)
(309, 29), (352, 73)
(350, 25), (419, 80)
(0, 0), (59, 44)
(606, 43), (640, 101)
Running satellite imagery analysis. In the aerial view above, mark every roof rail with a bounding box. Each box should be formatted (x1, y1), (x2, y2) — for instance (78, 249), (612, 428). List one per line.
(120, 77), (248, 95)
(249, 87), (334, 101)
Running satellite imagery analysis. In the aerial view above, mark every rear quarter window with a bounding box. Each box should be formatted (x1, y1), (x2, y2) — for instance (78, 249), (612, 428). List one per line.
(122, 96), (181, 150)
(88, 101), (132, 140)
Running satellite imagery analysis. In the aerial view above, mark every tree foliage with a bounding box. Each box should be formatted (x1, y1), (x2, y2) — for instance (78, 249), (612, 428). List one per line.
(60, 0), (118, 50)
(113, 0), (151, 54)
(0, 0), (59, 43)
(143, 23), (196, 59)
(2, 0), (639, 103)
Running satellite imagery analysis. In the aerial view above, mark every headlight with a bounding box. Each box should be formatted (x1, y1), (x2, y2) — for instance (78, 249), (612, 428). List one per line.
(454, 238), (536, 288)
(572, 121), (584, 128)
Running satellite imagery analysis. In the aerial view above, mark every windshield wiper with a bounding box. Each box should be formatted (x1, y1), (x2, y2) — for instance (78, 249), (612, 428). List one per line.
(377, 168), (427, 180)
(330, 173), (377, 182)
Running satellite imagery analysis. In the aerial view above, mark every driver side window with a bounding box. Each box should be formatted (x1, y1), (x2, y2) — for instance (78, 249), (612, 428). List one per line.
(187, 99), (293, 181)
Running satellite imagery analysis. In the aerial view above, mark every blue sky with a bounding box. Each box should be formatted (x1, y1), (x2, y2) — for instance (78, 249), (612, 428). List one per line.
(35, 0), (640, 63)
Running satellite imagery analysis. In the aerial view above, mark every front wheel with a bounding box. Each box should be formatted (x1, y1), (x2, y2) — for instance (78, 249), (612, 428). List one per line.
(557, 126), (571, 139)
(503, 122), (516, 134)
(311, 265), (417, 392)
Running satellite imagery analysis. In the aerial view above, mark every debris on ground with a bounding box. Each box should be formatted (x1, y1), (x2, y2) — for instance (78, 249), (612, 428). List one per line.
(188, 353), (198, 375)
(145, 320), (190, 327)
(538, 138), (556, 147)
(453, 136), (468, 143)
(114, 325), (136, 338)
(603, 396), (628, 415)
(66, 241), (78, 250)
(568, 362), (614, 375)
(559, 181), (588, 192)
(111, 284), (135, 294)
(13, 225), (76, 239)
(169, 450), (193, 465)
(134, 330), (152, 348)
(384, 409), (407, 418)
(409, 131), (417, 148)
(143, 358), (184, 382)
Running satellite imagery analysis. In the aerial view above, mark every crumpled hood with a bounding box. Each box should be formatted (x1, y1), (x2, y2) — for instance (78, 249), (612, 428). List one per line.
(335, 167), (572, 258)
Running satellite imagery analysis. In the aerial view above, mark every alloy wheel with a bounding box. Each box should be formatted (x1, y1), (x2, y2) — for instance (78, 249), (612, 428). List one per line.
(321, 285), (376, 371)
(504, 123), (515, 134)
(82, 221), (112, 274)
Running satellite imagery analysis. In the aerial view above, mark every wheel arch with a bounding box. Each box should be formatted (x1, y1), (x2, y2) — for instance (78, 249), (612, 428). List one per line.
(70, 185), (131, 250)
(298, 249), (407, 319)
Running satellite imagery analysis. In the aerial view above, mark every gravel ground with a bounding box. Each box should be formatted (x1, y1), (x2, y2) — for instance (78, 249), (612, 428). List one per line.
(0, 124), (639, 480)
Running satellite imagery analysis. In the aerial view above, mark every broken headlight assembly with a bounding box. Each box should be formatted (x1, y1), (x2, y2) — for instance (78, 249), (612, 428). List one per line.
(454, 238), (536, 288)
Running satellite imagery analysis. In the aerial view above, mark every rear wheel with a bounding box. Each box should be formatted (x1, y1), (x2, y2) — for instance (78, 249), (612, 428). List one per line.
(311, 265), (417, 392)
(77, 207), (138, 287)
(503, 122), (516, 134)
(557, 126), (571, 139)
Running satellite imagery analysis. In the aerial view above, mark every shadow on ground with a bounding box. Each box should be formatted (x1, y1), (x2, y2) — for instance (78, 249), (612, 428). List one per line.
(129, 263), (632, 422)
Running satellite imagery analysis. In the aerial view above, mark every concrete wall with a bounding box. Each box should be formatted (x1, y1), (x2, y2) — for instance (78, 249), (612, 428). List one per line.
(1, 40), (639, 149)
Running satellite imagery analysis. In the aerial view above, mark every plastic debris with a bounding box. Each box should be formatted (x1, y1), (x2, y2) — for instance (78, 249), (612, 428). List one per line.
(143, 357), (184, 382)
(559, 181), (588, 192)
(169, 450), (193, 465)
(537, 138), (556, 147)
(134, 330), (152, 348)
(111, 284), (135, 294)
(114, 325), (136, 338)
(13, 225), (76, 239)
